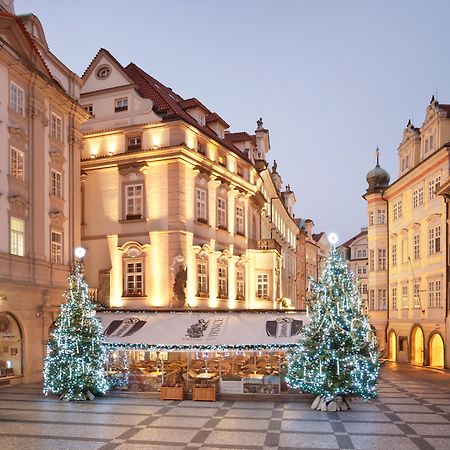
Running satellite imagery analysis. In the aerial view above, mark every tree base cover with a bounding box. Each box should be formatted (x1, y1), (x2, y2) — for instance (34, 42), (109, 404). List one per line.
(311, 394), (351, 411)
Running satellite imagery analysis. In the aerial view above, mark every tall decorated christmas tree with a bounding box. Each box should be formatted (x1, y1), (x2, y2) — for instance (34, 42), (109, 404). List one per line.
(286, 234), (380, 411)
(43, 248), (109, 401)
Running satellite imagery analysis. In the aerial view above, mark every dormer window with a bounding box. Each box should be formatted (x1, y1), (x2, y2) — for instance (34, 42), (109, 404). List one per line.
(198, 114), (205, 126)
(96, 65), (111, 79)
(198, 142), (206, 155)
(127, 136), (141, 151)
(83, 104), (94, 116)
(115, 98), (128, 112)
(218, 153), (226, 167)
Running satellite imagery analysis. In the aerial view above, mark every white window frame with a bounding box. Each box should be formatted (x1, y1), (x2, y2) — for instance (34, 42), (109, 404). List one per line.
(51, 169), (62, 197)
(257, 273), (269, 298)
(196, 187), (207, 222)
(83, 104), (94, 115)
(50, 112), (63, 141)
(393, 200), (402, 220)
(10, 81), (24, 116)
(428, 226), (441, 255)
(218, 265), (228, 297)
(401, 285), (408, 309)
(236, 205), (244, 235)
(429, 176), (441, 200)
(236, 268), (245, 299)
(377, 288), (387, 310)
(10, 146), (24, 180)
(378, 248), (386, 271)
(127, 136), (141, 150)
(377, 209), (386, 224)
(217, 197), (227, 228)
(392, 243), (397, 267)
(115, 97), (128, 112)
(197, 261), (208, 295)
(10, 217), (25, 256)
(413, 234), (420, 260)
(50, 230), (63, 264)
(125, 183), (144, 219)
(124, 260), (144, 296)
(392, 286), (397, 310)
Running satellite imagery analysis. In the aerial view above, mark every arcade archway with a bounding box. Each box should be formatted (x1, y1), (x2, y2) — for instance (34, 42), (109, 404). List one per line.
(411, 326), (424, 365)
(388, 330), (397, 362)
(429, 333), (444, 368)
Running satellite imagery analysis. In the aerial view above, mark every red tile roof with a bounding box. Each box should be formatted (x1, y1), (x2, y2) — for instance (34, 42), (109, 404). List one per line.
(225, 131), (256, 146)
(339, 229), (368, 248)
(312, 232), (325, 243)
(122, 62), (250, 161)
(179, 98), (210, 113)
(206, 112), (229, 128)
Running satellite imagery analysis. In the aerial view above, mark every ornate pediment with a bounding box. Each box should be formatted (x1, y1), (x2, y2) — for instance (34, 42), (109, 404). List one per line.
(8, 194), (29, 210)
(49, 148), (66, 164)
(400, 120), (420, 145)
(118, 162), (149, 176)
(8, 126), (28, 145)
(49, 209), (67, 226)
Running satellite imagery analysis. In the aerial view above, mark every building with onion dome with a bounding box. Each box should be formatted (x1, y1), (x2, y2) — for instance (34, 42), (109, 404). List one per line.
(364, 96), (450, 369)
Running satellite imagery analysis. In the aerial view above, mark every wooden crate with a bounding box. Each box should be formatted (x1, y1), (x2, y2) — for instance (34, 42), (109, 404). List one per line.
(160, 385), (184, 401)
(192, 385), (216, 402)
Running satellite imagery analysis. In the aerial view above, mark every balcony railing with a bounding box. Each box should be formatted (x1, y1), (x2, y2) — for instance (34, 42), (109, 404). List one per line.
(249, 239), (282, 254)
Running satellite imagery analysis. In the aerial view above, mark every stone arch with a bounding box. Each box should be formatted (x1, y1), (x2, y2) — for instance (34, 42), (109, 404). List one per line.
(388, 329), (397, 362)
(428, 331), (444, 368)
(0, 311), (23, 377)
(410, 324), (424, 365)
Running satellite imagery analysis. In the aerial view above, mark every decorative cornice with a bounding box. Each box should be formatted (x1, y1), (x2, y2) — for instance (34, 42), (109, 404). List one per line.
(118, 162), (149, 176)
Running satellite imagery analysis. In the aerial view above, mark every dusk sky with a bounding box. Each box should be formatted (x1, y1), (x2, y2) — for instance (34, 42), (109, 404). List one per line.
(16, 0), (450, 242)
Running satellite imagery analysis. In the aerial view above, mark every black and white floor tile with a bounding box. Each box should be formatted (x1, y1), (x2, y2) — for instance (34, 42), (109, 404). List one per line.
(0, 364), (449, 449)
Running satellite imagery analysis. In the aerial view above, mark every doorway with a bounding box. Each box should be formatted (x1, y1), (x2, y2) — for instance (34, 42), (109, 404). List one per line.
(411, 326), (424, 365)
(429, 333), (444, 368)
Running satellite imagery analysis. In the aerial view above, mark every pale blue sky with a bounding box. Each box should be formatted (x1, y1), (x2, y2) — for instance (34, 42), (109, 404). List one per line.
(15, 0), (450, 242)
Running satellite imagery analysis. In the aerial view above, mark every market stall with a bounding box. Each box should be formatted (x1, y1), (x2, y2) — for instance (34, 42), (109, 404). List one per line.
(97, 309), (307, 397)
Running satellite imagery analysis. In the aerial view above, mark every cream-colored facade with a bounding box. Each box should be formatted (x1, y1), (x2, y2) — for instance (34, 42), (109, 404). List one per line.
(80, 49), (299, 311)
(338, 228), (368, 304)
(365, 97), (449, 368)
(0, 2), (86, 383)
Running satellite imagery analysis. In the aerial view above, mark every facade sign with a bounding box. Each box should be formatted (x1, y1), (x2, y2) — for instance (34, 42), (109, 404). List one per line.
(98, 311), (308, 349)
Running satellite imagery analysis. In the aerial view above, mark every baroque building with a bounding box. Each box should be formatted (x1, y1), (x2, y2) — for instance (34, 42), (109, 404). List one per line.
(364, 97), (450, 368)
(0, 1), (86, 382)
(338, 228), (368, 304)
(79, 49), (299, 311)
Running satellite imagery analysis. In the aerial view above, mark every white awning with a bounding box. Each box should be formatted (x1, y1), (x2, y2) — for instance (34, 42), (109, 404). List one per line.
(97, 310), (308, 351)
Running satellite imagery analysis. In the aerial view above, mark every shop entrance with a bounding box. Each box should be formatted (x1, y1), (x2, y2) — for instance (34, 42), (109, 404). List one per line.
(0, 312), (22, 378)
(388, 330), (397, 362)
(411, 326), (424, 365)
(429, 333), (444, 368)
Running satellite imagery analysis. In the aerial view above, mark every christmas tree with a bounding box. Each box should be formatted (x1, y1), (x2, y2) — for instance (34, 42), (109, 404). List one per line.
(286, 237), (380, 410)
(43, 248), (109, 401)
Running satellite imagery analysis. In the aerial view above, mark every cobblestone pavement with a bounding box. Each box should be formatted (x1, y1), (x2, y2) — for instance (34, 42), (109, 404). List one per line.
(0, 363), (450, 449)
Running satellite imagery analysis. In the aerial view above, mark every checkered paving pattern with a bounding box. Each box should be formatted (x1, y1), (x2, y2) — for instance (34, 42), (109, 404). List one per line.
(0, 364), (449, 449)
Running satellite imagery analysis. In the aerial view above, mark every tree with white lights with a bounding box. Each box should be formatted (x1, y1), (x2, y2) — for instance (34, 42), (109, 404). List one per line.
(286, 234), (380, 411)
(43, 248), (109, 401)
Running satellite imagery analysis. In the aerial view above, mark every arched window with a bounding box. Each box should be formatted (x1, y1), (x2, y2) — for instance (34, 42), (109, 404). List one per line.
(0, 312), (22, 377)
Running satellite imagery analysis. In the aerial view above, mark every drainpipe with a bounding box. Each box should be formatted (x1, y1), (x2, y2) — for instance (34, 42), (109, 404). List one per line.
(382, 191), (390, 349)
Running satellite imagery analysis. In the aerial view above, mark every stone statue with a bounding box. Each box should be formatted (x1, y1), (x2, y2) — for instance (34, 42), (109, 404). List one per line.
(256, 117), (264, 130)
(173, 266), (187, 308)
(272, 160), (278, 173)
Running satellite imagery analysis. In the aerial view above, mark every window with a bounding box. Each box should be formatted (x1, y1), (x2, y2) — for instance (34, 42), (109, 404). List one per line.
(392, 286), (397, 310)
(378, 289), (387, 310)
(218, 266), (227, 297)
(362, 250), (367, 258)
(125, 261), (143, 296)
(428, 280), (442, 308)
(393, 200), (402, 219)
(369, 211), (374, 226)
(51, 170), (62, 197)
(402, 285), (408, 309)
(392, 243), (397, 267)
(236, 205), (244, 235)
(369, 250), (375, 271)
(362, 284), (368, 295)
(96, 65), (111, 79)
(428, 226), (441, 255)
(127, 136), (141, 151)
(413, 234), (420, 260)
(429, 176), (441, 199)
(357, 250), (362, 258)
(362, 265), (367, 274)
(10, 81), (24, 115)
(236, 269), (245, 299)
(429, 134), (434, 150)
(377, 209), (386, 224)
(83, 104), (94, 115)
(217, 197), (227, 228)
(10, 217), (25, 256)
(125, 183), (143, 219)
(197, 261), (208, 295)
(218, 153), (226, 167)
(413, 282), (421, 308)
(50, 112), (63, 141)
(369, 289), (375, 310)
(413, 187), (424, 208)
(10, 147), (24, 180)
(357, 266), (362, 275)
(257, 273), (269, 297)
(198, 142), (206, 155)
(50, 231), (63, 264)
(115, 98), (128, 112)
(378, 249), (386, 271)
(196, 188), (207, 222)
